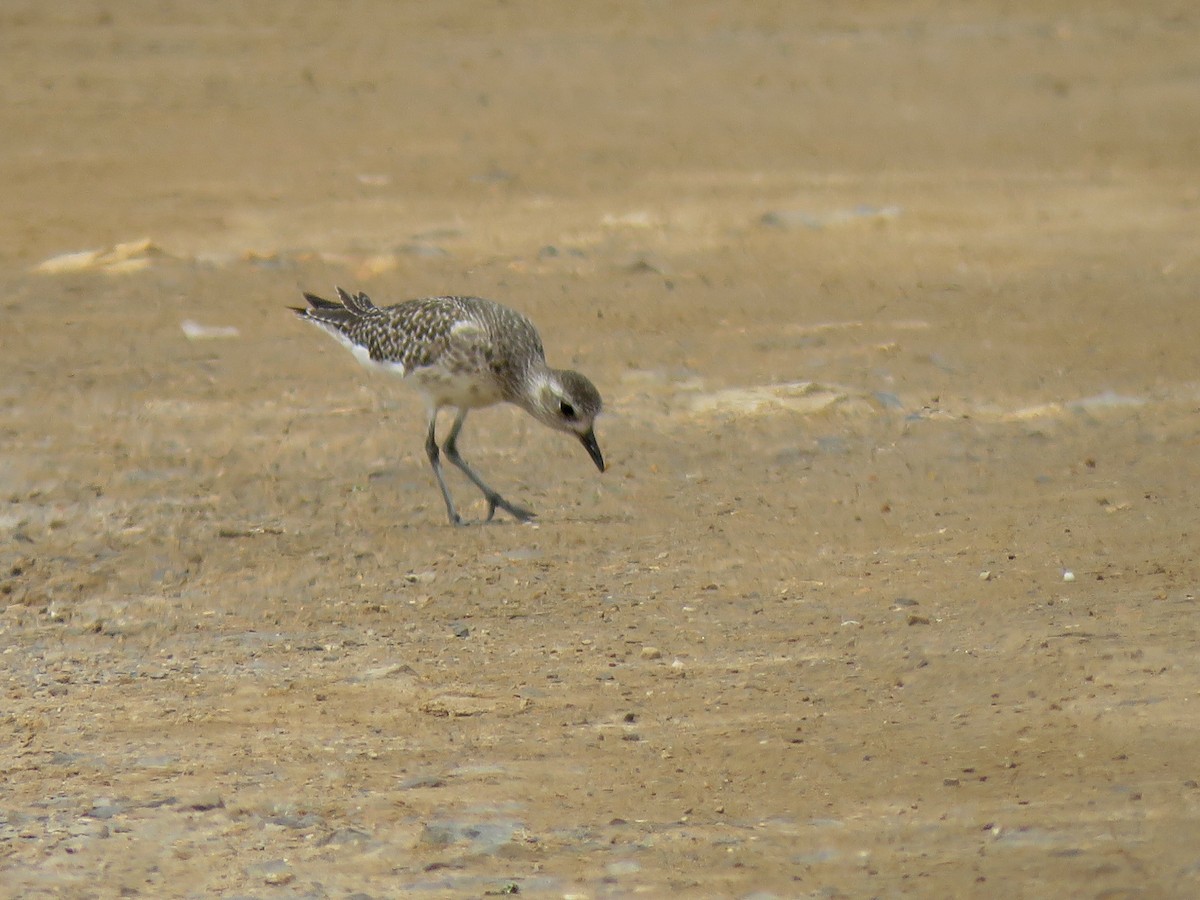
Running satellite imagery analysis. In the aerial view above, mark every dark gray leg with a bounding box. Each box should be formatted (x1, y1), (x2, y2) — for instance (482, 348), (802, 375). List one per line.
(425, 414), (464, 526)
(443, 410), (536, 522)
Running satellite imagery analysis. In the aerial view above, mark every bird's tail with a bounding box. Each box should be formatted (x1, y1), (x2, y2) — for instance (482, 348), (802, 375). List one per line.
(290, 286), (378, 326)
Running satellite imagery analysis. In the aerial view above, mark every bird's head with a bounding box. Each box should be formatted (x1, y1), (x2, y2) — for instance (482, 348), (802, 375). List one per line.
(530, 369), (605, 472)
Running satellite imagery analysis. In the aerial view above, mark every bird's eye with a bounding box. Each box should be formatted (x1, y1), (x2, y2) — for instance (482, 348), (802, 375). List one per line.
(559, 401), (576, 419)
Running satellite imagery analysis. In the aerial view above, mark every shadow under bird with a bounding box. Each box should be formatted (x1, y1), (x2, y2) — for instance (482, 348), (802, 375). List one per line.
(291, 287), (605, 525)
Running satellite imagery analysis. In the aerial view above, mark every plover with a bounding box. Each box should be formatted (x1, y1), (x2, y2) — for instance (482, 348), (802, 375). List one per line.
(292, 287), (605, 525)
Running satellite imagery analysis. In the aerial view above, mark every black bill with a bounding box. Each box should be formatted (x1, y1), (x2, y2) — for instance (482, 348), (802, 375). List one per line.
(579, 428), (605, 472)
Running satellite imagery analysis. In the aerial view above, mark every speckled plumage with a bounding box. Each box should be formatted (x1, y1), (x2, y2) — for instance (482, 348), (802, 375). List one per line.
(292, 287), (605, 526)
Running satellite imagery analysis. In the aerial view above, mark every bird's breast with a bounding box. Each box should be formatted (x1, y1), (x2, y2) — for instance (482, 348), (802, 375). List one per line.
(409, 365), (506, 409)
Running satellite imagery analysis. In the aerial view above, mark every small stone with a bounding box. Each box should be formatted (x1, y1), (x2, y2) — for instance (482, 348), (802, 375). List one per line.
(420, 823), (459, 846)
(247, 860), (293, 885)
(184, 792), (224, 811)
(359, 662), (418, 681)
(67, 820), (109, 839)
(267, 812), (323, 829)
(87, 801), (124, 820)
(317, 827), (372, 847)
(640, 646), (662, 660)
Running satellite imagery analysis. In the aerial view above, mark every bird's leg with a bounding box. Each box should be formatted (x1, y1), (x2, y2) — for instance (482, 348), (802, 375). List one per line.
(425, 413), (464, 526)
(443, 410), (536, 523)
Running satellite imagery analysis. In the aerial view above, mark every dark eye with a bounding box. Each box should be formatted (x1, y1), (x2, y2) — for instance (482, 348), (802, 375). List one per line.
(559, 401), (576, 418)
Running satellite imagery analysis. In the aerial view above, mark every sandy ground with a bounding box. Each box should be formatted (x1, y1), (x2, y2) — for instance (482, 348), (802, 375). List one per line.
(3, 2), (1200, 897)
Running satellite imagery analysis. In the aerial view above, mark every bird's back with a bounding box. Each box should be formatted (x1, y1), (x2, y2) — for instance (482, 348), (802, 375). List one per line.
(295, 290), (547, 393)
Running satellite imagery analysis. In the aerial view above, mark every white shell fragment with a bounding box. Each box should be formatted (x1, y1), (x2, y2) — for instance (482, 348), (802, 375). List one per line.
(181, 320), (240, 340)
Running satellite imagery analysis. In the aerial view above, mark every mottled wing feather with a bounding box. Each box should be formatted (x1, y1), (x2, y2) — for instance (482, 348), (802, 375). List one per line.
(344, 301), (457, 372)
(296, 292), (549, 392)
(457, 297), (546, 387)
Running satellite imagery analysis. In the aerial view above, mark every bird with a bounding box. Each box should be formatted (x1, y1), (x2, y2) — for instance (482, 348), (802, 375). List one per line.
(291, 287), (605, 526)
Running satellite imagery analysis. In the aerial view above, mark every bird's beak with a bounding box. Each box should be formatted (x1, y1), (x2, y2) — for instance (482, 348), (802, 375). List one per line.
(579, 428), (605, 472)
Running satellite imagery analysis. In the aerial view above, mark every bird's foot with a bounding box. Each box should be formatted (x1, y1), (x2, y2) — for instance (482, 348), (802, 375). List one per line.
(485, 494), (537, 523)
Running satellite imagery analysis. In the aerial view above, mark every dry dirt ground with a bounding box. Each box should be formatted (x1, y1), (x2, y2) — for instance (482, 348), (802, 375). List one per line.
(3, 2), (1200, 898)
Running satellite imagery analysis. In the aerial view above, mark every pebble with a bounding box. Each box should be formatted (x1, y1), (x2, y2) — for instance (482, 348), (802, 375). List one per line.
(67, 820), (110, 839)
(86, 801), (125, 820)
(266, 813), (324, 830)
(640, 646), (662, 660)
(418, 820), (518, 853)
(61, 837), (94, 854)
(246, 859), (293, 885)
(420, 823), (460, 846)
(317, 827), (373, 848)
(357, 662), (418, 681)
(184, 792), (224, 811)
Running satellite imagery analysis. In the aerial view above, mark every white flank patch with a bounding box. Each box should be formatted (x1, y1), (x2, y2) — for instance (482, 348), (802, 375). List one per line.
(319, 327), (408, 377)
